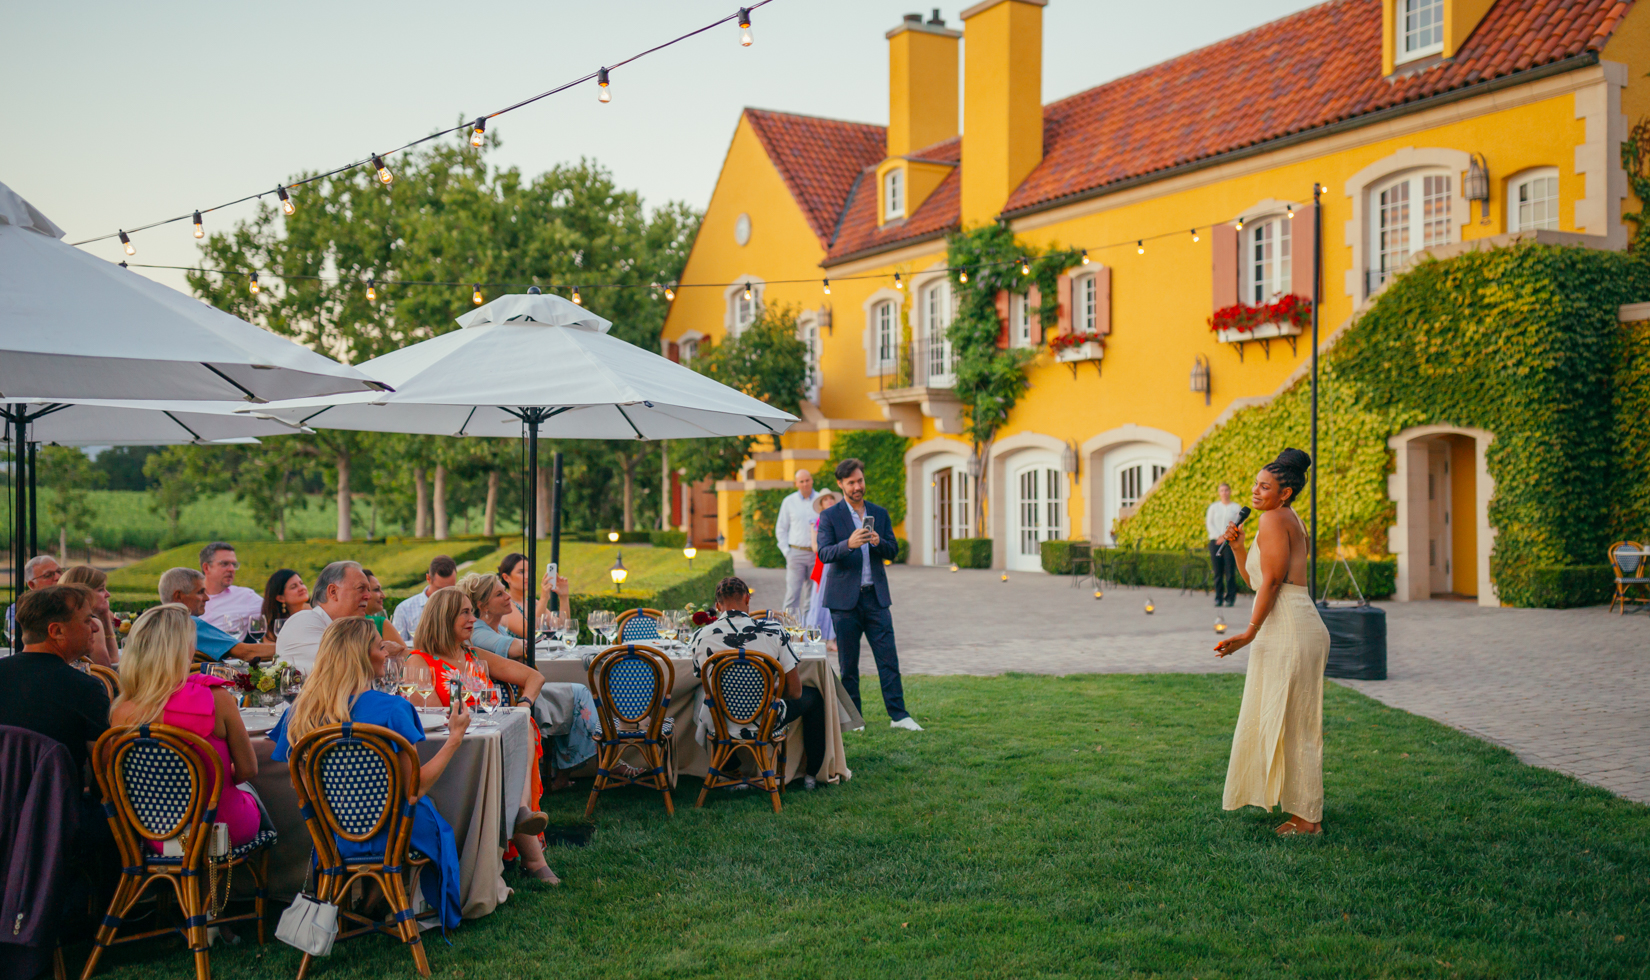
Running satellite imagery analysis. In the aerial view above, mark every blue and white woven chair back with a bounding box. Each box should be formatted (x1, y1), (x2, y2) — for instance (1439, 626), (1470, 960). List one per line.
(619, 613), (661, 642)
(316, 736), (394, 840)
(605, 653), (659, 724)
(118, 737), (201, 841)
(713, 656), (771, 726)
(1615, 545), (1642, 576)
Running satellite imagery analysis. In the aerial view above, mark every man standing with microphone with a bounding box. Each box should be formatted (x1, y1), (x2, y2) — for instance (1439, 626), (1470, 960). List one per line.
(1206, 482), (1243, 607)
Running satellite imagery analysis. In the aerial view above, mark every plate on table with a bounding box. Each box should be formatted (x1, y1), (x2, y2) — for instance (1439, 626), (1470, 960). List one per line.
(417, 711), (450, 733)
(240, 705), (286, 735)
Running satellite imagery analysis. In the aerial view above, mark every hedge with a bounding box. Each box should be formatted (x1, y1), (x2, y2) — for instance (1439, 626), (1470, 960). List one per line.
(1500, 564), (1613, 609)
(1037, 540), (1395, 600)
(105, 538), (500, 595)
(895, 537), (910, 564)
(811, 429), (910, 527)
(950, 538), (992, 568)
(650, 530), (688, 549)
(740, 488), (789, 568)
(567, 551), (735, 642)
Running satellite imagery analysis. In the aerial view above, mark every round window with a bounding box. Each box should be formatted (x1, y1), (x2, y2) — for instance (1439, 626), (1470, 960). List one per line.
(734, 213), (752, 247)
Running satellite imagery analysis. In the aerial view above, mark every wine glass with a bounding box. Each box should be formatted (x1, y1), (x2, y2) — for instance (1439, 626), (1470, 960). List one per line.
(806, 626), (823, 645)
(377, 654), (403, 694)
(558, 617), (581, 650)
(657, 612), (678, 644)
(225, 616), (244, 642)
(247, 614), (267, 644)
(279, 664), (303, 702)
(405, 658), (434, 707)
(270, 618), (287, 640)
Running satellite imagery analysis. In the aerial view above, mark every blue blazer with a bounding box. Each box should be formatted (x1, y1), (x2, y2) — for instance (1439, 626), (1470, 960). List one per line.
(816, 499), (899, 610)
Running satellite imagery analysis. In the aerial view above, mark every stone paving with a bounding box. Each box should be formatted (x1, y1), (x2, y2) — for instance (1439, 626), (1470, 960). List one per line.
(734, 561), (1650, 804)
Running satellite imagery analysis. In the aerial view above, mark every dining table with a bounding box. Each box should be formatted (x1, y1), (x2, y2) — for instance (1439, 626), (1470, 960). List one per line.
(534, 641), (862, 787)
(241, 703), (535, 920)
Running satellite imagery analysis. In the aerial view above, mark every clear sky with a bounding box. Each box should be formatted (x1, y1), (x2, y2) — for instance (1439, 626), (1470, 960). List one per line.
(2, 0), (1321, 295)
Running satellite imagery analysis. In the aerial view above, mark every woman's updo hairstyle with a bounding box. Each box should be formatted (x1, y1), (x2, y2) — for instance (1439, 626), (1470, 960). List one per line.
(1263, 448), (1312, 506)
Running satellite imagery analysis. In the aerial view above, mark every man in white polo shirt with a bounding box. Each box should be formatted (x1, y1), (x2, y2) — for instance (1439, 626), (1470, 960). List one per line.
(390, 555), (457, 641)
(773, 469), (817, 622)
(275, 561), (369, 673)
(199, 542), (262, 638)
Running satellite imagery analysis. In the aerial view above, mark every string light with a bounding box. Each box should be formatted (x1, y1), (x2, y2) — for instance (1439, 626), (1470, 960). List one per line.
(664, 284), (675, 300)
(743, 282), (753, 301)
(470, 117), (486, 148)
(572, 286), (582, 305)
(1286, 204), (1295, 218)
(193, 212), (204, 239)
(373, 154), (394, 185)
(1234, 217), (1244, 231)
(958, 270), (968, 283)
(119, 230), (134, 255)
(1080, 250), (1090, 265)
(894, 272), (903, 290)
(472, 283), (484, 305)
(822, 278), (831, 295)
(277, 185), (295, 216)
(598, 68), (611, 103)
(366, 279), (377, 303)
(1191, 228), (1200, 242)
(738, 7), (753, 45)
(1136, 240), (1145, 254)
(1019, 257), (1030, 276)
(249, 271), (259, 294)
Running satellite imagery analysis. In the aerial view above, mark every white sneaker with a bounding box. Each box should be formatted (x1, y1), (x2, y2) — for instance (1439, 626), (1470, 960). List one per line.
(890, 716), (924, 732)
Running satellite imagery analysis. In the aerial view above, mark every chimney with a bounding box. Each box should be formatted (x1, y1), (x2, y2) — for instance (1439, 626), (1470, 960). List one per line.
(886, 10), (961, 158)
(960, 0), (1046, 226)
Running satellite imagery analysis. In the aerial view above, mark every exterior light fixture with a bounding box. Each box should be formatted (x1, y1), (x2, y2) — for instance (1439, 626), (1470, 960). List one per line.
(1234, 217), (1244, 231)
(1465, 152), (1490, 221)
(742, 282), (753, 301)
(1214, 615), (1228, 635)
(193, 211), (205, 238)
(366, 279), (377, 302)
(608, 530), (620, 542)
(1019, 257), (1031, 276)
(1081, 249), (1090, 265)
(1093, 588), (1104, 600)
(609, 552), (627, 592)
(683, 545), (697, 568)
(1001, 572), (1009, 582)
(277, 185), (295, 216)
(1144, 597), (1156, 614)
(472, 284), (484, 305)
(949, 563), (959, 573)
(597, 67), (611, 103)
(1191, 228), (1200, 242)
(1136, 240), (1145, 255)
(823, 278), (831, 295)
(958, 269), (968, 283)
(373, 154), (394, 185)
(471, 117), (486, 148)
(1190, 354), (1211, 406)
(119, 230), (134, 255)
(664, 284), (676, 300)
(249, 271), (259, 295)
(894, 272), (903, 290)
(572, 286), (582, 305)
(737, 7), (752, 46)
(1286, 204), (1295, 219)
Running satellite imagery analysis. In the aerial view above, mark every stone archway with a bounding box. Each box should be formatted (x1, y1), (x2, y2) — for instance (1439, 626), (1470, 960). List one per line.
(1388, 425), (1496, 606)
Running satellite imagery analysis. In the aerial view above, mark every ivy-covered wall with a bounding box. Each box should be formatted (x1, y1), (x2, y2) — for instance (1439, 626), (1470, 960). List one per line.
(1118, 242), (1650, 606)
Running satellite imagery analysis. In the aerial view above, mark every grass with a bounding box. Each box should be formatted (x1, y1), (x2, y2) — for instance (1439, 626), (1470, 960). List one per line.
(467, 541), (716, 600)
(82, 674), (1650, 979)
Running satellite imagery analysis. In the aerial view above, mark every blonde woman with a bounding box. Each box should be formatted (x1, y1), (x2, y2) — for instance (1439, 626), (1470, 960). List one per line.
(410, 588), (560, 884)
(269, 617), (468, 927)
(61, 565), (118, 667)
(109, 604), (261, 851)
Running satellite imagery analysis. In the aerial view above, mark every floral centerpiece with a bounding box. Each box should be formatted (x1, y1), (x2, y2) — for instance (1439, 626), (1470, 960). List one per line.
(235, 660), (301, 706)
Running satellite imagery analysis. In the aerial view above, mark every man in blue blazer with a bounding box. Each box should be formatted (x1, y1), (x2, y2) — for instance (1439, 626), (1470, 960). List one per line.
(816, 458), (922, 730)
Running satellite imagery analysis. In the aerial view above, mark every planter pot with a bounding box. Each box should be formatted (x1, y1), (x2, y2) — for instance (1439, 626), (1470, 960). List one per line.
(1054, 341), (1104, 363)
(1216, 321), (1303, 344)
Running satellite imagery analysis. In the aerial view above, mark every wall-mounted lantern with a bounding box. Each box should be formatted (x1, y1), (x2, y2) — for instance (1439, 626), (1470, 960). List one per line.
(1465, 153), (1490, 224)
(1190, 354), (1211, 406)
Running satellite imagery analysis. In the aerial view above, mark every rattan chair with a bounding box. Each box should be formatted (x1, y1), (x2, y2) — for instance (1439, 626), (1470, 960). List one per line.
(82, 724), (275, 980)
(696, 648), (787, 813)
(287, 722), (438, 979)
(1609, 541), (1650, 614)
(86, 663), (120, 700)
(585, 644), (675, 818)
(615, 608), (665, 642)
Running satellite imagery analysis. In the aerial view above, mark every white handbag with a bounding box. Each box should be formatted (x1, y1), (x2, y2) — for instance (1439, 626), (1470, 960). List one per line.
(275, 888), (339, 956)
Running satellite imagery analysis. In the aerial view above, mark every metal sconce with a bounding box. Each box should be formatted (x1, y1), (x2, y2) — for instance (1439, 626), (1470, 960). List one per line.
(1190, 354), (1211, 406)
(1060, 441), (1079, 476)
(1465, 153), (1490, 224)
(966, 455), (983, 479)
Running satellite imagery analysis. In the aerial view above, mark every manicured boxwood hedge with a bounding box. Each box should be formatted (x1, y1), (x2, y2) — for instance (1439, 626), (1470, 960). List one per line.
(1501, 564), (1614, 608)
(650, 530), (688, 549)
(741, 488), (790, 568)
(1039, 539), (1395, 600)
(950, 538), (992, 569)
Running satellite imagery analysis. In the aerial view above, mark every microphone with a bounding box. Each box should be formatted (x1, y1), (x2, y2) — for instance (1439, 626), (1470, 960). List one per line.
(1216, 506), (1251, 556)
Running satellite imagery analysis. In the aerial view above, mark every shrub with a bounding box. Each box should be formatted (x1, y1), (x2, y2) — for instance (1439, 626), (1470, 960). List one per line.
(567, 551), (735, 641)
(813, 430), (911, 527)
(895, 537), (910, 564)
(1501, 564), (1613, 608)
(1086, 546), (1395, 600)
(650, 530), (687, 549)
(950, 538), (992, 569)
(106, 539), (496, 596)
(1040, 539), (1085, 575)
(741, 488), (790, 568)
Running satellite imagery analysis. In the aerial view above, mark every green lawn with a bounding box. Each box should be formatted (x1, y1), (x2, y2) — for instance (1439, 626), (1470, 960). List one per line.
(468, 541), (713, 599)
(81, 674), (1650, 979)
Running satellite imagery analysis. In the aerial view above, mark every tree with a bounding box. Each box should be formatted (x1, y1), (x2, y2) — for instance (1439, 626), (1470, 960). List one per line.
(40, 447), (101, 559)
(223, 441), (310, 541)
(142, 446), (227, 545)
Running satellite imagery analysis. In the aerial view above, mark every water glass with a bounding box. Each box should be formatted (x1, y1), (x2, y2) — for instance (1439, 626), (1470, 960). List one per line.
(247, 614), (268, 643)
(558, 617), (581, 649)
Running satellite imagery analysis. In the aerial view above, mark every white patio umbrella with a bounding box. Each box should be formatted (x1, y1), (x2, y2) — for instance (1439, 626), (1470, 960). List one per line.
(248, 290), (798, 621)
(8, 398), (312, 446)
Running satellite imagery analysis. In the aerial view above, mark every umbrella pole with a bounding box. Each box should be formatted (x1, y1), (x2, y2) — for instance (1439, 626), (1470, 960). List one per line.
(9, 407), (23, 651)
(526, 416), (539, 656)
(27, 441), (37, 563)
(550, 452), (562, 613)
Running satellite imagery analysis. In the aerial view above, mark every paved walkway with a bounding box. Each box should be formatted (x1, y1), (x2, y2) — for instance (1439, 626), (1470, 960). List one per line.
(735, 561), (1650, 804)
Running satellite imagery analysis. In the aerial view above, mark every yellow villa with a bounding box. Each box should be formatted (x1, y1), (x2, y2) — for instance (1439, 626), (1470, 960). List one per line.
(661, 0), (1648, 602)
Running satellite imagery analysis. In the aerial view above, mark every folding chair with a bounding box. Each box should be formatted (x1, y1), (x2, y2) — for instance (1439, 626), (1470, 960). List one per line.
(615, 608), (665, 642)
(1609, 541), (1650, 614)
(287, 722), (438, 979)
(696, 648), (787, 814)
(83, 724), (275, 980)
(1066, 541), (1093, 588)
(585, 644), (675, 818)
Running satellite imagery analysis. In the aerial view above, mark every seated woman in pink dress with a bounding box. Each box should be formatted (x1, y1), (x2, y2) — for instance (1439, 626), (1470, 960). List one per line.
(110, 603), (261, 850)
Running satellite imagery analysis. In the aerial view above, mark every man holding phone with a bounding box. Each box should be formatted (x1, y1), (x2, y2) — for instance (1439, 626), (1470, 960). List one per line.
(815, 457), (920, 731)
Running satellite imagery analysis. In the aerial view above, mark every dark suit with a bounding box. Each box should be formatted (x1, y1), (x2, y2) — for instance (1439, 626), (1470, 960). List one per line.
(816, 499), (908, 721)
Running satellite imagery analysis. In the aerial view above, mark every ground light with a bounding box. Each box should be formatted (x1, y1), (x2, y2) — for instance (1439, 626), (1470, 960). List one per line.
(609, 552), (627, 593)
(608, 530), (620, 542)
(949, 563), (959, 573)
(1093, 588), (1103, 600)
(1144, 597), (1156, 614)
(683, 545), (696, 569)
(1001, 572), (1009, 582)
(1214, 615), (1227, 634)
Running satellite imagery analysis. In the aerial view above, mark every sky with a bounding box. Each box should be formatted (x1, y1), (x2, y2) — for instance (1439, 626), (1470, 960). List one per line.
(2, 0), (1322, 295)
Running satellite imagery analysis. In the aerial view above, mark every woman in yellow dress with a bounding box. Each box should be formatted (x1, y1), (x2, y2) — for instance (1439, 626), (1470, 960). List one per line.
(1213, 448), (1329, 835)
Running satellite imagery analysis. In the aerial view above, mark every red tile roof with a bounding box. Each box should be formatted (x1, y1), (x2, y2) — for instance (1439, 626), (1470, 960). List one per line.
(742, 109), (888, 246)
(1003, 0), (1630, 214)
(825, 161), (962, 263)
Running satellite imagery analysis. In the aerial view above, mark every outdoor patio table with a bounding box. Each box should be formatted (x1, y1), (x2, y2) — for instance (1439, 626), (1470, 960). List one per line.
(535, 647), (861, 785)
(246, 705), (533, 920)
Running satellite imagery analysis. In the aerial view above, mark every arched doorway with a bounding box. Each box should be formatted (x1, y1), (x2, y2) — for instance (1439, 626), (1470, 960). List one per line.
(1388, 425), (1496, 605)
(1007, 451), (1065, 571)
(903, 438), (975, 567)
(1099, 444), (1175, 546)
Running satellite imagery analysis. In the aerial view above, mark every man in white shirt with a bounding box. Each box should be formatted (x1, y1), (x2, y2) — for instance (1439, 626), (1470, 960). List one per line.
(390, 555), (457, 642)
(199, 542), (263, 638)
(1205, 482), (1244, 607)
(276, 561), (370, 673)
(773, 469), (817, 622)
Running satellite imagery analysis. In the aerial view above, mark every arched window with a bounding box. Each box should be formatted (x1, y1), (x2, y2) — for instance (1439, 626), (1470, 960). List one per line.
(884, 168), (905, 220)
(1248, 215), (1291, 303)
(1509, 168), (1560, 231)
(922, 280), (954, 385)
(1368, 170), (1453, 291)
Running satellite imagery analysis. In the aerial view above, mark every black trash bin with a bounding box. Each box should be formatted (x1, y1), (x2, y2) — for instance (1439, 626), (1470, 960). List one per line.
(1318, 603), (1387, 680)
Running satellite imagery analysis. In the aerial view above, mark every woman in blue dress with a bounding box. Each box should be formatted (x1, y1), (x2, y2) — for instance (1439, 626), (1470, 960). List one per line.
(270, 617), (469, 930)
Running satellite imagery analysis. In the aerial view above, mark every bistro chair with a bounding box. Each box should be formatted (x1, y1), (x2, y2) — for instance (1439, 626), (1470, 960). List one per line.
(287, 722), (437, 979)
(585, 644), (675, 819)
(1066, 541), (1093, 588)
(87, 663), (120, 700)
(83, 724), (275, 980)
(1609, 541), (1650, 614)
(615, 608), (665, 642)
(696, 648), (787, 814)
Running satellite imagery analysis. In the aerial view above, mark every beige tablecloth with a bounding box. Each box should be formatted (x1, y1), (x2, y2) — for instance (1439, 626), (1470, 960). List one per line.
(536, 654), (861, 785)
(248, 706), (534, 920)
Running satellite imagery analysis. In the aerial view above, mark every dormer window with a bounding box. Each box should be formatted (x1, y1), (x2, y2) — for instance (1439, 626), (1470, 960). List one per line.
(1399, 0), (1444, 62)
(884, 168), (905, 220)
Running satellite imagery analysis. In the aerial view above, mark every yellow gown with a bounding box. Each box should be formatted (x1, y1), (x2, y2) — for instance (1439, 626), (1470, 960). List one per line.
(1222, 535), (1330, 823)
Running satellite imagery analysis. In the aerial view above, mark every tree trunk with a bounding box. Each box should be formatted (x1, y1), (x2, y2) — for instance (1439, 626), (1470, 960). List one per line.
(59, 526), (67, 565)
(974, 441), (991, 553)
(414, 467), (429, 538)
(536, 466), (551, 540)
(660, 443), (670, 531)
(276, 471), (288, 541)
(621, 453), (640, 532)
(335, 452), (352, 542)
(484, 471), (498, 536)
(369, 495), (377, 540)
(433, 465), (449, 540)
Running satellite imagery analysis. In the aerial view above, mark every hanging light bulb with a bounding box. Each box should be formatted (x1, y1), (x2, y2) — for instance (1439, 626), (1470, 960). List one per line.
(249, 271), (259, 295)
(597, 67), (611, 103)
(1019, 257), (1031, 276)
(1143, 597), (1156, 614)
(894, 272), (903, 290)
(470, 117), (486, 148)
(277, 185), (295, 216)
(958, 269), (968, 283)
(1191, 228), (1200, 243)
(1234, 217), (1244, 231)
(373, 154), (394, 185)
(366, 279), (377, 303)
(737, 7), (752, 46)
(664, 284), (676, 301)
(743, 282), (753, 301)
(1286, 204), (1295, 218)
(1137, 240), (1145, 255)
(572, 286), (583, 305)
(1081, 250), (1090, 265)
(119, 230), (134, 255)
(822, 279), (831, 295)
(193, 211), (205, 239)
(472, 284), (484, 305)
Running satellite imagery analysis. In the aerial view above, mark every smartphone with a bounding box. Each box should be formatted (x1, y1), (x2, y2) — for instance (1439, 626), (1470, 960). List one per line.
(545, 561), (558, 582)
(448, 679), (463, 715)
(864, 515), (875, 536)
